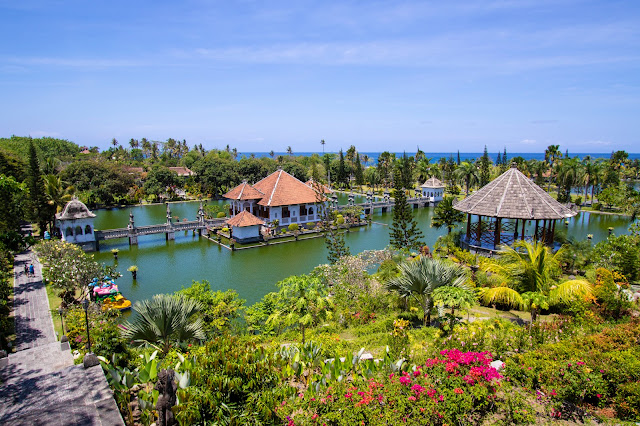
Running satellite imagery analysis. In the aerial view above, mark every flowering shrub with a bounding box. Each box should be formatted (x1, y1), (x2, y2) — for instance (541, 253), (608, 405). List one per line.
(387, 318), (410, 361)
(277, 349), (503, 425)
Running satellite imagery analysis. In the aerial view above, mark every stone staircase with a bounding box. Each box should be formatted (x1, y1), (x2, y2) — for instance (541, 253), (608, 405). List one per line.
(0, 248), (124, 425)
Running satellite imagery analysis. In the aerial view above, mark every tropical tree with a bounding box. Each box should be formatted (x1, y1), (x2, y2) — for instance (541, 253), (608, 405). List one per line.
(431, 195), (464, 234)
(433, 285), (477, 327)
(390, 167), (424, 250)
(479, 146), (491, 186)
(26, 139), (50, 233)
(267, 275), (332, 343)
(556, 157), (582, 203)
(482, 240), (592, 321)
(44, 174), (75, 213)
(121, 294), (205, 354)
(385, 257), (468, 326)
(453, 161), (479, 195)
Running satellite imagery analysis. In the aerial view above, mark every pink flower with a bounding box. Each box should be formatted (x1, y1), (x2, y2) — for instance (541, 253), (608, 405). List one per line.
(312, 414), (318, 420)
(408, 396), (416, 401)
(597, 394), (602, 398)
(345, 393), (353, 399)
(454, 388), (464, 394)
(399, 376), (411, 386)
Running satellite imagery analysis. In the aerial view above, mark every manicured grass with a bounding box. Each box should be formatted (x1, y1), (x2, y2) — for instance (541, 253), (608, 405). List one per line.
(45, 284), (64, 339)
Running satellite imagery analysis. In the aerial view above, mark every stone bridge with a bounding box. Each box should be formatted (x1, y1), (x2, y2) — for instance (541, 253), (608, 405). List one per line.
(94, 203), (226, 250)
(332, 191), (435, 215)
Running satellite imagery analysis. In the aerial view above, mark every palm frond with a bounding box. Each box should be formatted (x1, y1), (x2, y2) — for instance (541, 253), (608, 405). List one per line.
(549, 279), (593, 306)
(480, 286), (524, 310)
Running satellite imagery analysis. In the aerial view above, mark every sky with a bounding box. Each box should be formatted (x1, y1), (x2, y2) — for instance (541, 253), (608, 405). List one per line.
(1, 0), (639, 154)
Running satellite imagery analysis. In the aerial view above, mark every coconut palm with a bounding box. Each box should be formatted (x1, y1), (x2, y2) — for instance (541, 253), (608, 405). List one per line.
(482, 241), (592, 321)
(385, 257), (468, 326)
(121, 294), (205, 354)
(453, 161), (479, 195)
(44, 174), (75, 213)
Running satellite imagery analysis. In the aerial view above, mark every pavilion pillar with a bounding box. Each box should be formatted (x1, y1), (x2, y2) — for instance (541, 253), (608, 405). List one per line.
(550, 220), (557, 245)
(521, 219), (526, 241)
(466, 213), (471, 242)
(541, 219), (547, 244)
(514, 219), (519, 242)
(534, 220), (539, 241)
(476, 215), (482, 244)
(494, 217), (502, 249)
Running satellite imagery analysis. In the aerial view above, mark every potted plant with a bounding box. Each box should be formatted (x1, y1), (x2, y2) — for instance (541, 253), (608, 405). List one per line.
(111, 248), (119, 260)
(128, 265), (138, 279)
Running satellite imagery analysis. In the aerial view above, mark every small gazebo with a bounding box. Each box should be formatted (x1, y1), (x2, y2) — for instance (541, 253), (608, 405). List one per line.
(453, 164), (577, 251)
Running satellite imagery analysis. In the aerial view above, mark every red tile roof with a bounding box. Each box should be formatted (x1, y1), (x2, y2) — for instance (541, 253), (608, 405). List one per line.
(253, 170), (323, 207)
(223, 182), (265, 200)
(226, 210), (265, 227)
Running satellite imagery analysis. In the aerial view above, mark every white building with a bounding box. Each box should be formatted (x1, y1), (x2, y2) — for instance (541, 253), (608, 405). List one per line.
(226, 210), (264, 243)
(223, 169), (327, 227)
(55, 198), (97, 249)
(420, 177), (445, 203)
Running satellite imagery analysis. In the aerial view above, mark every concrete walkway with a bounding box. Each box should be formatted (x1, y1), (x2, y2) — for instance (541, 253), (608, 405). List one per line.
(0, 247), (123, 425)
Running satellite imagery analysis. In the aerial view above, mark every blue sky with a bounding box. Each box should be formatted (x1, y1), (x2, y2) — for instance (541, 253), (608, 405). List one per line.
(1, 0), (639, 153)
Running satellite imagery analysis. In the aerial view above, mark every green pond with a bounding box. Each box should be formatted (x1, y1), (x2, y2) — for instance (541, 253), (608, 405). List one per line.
(92, 198), (634, 306)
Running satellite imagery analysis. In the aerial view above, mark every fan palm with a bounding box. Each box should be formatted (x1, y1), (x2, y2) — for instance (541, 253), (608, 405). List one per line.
(121, 294), (205, 354)
(386, 257), (468, 326)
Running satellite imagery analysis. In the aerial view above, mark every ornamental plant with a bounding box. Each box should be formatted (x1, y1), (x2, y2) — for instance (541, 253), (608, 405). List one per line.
(277, 349), (503, 425)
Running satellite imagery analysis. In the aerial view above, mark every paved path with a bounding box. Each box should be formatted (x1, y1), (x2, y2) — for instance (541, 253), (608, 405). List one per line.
(11, 251), (57, 351)
(0, 246), (123, 425)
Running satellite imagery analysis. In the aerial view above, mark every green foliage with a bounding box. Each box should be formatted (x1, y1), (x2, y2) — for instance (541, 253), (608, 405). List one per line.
(176, 280), (245, 337)
(0, 136), (80, 162)
(390, 167), (424, 250)
(267, 274), (333, 343)
(121, 294), (206, 354)
(431, 195), (464, 234)
(593, 234), (640, 281)
(0, 253), (13, 350)
(61, 160), (134, 206)
(63, 305), (130, 360)
(35, 240), (120, 305)
(143, 165), (178, 198)
(174, 337), (291, 425)
(26, 139), (51, 232)
(287, 223), (299, 232)
(324, 228), (350, 264)
(386, 257), (468, 326)
(0, 174), (26, 236)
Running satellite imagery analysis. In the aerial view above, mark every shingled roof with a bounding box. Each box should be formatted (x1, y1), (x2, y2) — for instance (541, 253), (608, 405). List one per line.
(223, 181), (265, 200)
(421, 177), (444, 188)
(253, 169), (322, 207)
(56, 198), (96, 220)
(453, 165), (577, 220)
(226, 210), (265, 227)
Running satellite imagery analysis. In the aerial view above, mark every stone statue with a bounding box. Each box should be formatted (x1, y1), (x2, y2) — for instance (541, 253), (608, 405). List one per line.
(155, 369), (177, 426)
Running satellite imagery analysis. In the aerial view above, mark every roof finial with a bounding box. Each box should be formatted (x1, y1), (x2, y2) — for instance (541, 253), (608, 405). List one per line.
(510, 162), (517, 168)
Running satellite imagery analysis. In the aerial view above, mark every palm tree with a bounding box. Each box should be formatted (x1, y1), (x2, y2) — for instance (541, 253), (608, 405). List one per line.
(482, 241), (592, 321)
(120, 294), (205, 354)
(453, 161), (479, 195)
(286, 146), (293, 156)
(544, 145), (562, 190)
(385, 257), (468, 326)
(44, 175), (75, 213)
(431, 196), (464, 234)
(111, 138), (119, 149)
(432, 286), (477, 327)
(320, 139), (325, 154)
(416, 158), (433, 183)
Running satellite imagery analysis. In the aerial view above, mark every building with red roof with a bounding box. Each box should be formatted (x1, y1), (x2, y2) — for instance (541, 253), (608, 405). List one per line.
(223, 169), (327, 227)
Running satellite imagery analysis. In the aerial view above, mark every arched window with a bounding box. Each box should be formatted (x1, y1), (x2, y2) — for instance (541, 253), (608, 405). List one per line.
(85, 225), (92, 234)
(75, 226), (83, 235)
(309, 207), (314, 214)
(65, 227), (73, 236)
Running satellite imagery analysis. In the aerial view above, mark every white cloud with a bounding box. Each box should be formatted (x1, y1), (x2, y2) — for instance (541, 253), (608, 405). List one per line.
(521, 139), (537, 144)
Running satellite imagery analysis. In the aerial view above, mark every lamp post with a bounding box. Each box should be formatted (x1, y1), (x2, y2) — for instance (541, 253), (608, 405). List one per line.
(57, 306), (65, 337)
(82, 298), (91, 353)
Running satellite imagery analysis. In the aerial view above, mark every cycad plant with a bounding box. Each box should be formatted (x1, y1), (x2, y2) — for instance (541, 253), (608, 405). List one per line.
(121, 294), (205, 354)
(385, 257), (468, 326)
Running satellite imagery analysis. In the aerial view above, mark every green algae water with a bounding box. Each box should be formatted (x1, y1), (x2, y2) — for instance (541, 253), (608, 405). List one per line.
(92, 200), (634, 306)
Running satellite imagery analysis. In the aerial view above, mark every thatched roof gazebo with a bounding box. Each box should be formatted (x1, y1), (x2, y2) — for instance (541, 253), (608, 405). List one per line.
(453, 164), (577, 252)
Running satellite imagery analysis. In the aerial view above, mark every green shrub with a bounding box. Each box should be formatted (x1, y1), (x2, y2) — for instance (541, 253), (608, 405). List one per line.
(64, 305), (130, 362)
(335, 214), (345, 225)
(216, 211), (226, 218)
(287, 223), (299, 232)
(221, 227), (229, 233)
(614, 381), (640, 420)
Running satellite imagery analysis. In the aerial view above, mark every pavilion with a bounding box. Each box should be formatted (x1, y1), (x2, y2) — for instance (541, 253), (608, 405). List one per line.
(453, 164), (577, 252)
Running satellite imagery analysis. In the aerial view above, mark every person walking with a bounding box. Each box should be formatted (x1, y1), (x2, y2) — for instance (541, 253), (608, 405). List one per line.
(29, 264), (35, 277)
(24, 264), (29, 276)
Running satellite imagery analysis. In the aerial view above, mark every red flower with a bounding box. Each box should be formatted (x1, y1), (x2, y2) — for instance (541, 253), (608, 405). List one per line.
(454, 388), (464, 394)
